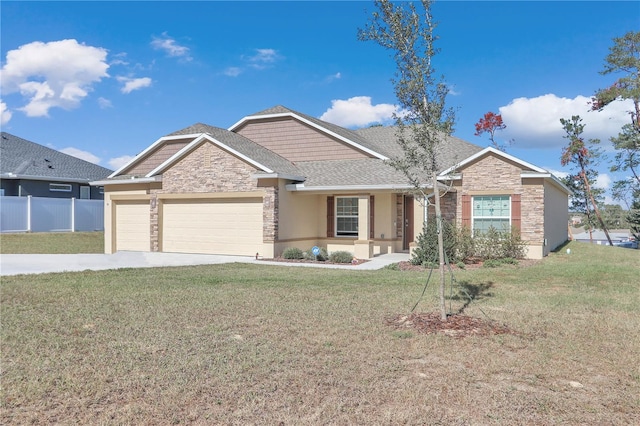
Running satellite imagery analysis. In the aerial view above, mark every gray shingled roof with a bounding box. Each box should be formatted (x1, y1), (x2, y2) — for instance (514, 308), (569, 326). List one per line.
(1, 132), (113, 181)
(353, 125), (484, 173)
(167, 123), (302, 177)
(294, 158), (410, 187)
(116, 107), (510, 190)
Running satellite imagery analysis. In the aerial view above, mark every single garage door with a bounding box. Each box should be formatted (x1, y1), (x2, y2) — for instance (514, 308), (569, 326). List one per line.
(115, 201), (150, 252)
(162, 197), (263, 255)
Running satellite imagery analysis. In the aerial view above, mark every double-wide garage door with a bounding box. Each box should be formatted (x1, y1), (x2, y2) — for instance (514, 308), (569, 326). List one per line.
(161, 198), (263, 256)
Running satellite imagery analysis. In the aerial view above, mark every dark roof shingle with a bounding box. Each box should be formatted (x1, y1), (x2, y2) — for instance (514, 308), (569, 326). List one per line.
(1, 132), (113, 181)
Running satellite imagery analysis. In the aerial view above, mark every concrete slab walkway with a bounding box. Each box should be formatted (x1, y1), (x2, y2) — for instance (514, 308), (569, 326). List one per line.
(0, 251), (410, 276)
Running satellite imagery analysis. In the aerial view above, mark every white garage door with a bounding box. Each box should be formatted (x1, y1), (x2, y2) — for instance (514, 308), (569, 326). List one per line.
(115, 201), (150, 252)
(162, 198), (263, 256)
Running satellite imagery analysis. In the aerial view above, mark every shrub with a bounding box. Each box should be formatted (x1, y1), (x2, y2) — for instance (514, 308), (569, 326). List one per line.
(282, 247), (304, 259)
(483, 259), (501, 268)
(410, 221), (458, 265)
(383, 263), (400, 271)
(303, 247), (328, 261)
(410, 222), (527, 265)
(454, 226), (475, 261)
(498, 227), (527, 260)
(329, 251), (354, 264)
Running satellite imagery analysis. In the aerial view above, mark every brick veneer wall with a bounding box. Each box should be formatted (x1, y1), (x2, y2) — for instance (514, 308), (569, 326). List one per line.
(150, 142), (278, 251)
(455, 154), (544, 245)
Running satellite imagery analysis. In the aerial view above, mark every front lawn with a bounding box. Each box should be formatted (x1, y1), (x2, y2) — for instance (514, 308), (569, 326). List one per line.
(1, 242), (638, 424)
(0, 231), (104, 254)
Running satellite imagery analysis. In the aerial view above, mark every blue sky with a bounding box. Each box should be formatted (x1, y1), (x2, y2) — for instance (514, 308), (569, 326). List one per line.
(1, 1), (638, 203)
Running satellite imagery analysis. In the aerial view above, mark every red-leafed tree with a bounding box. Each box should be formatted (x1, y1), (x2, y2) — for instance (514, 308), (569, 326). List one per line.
(474, 111), (510, 151)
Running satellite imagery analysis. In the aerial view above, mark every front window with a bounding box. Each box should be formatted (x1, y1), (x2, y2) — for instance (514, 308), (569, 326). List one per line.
(336, 197), (358, 236)
(473, 195), (510, 235)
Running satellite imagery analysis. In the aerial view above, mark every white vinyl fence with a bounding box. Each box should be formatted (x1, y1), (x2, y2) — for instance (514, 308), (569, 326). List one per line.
(0, 196), (104, 233)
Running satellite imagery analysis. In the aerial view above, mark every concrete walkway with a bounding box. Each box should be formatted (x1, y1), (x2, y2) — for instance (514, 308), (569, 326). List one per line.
(0, 251), (410, 276)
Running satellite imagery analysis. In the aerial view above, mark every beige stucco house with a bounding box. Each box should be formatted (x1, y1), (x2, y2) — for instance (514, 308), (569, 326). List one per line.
(92, 105), (570, 260)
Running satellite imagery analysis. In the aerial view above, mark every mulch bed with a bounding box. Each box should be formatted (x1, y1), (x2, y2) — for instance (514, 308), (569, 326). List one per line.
(260, 257), (369, 266)
(386, 312), (521, 339)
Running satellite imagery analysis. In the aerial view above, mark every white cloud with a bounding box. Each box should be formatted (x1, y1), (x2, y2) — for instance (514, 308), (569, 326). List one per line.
(151, 32), (192, 61)
(117, 76), (152, 94)
(325, 72), (341, 83)
(320, 96), (399, 128)
(0, 39), (109, 117)
(224, 67), (242, 77)
(499, 94), (632, 149)
(594, 173), (612, 190)
(108, 155), (135, 170)
(1, 101), (12, 125)
(97, 97), (112, 109)
(60, 147), (101, 164)
(245, 48), (280, 69)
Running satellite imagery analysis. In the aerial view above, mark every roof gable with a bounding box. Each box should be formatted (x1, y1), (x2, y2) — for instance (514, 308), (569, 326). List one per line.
(111, 124), (302, 180)
(229, 105), (388, 161)
(439, 147), (547, 176)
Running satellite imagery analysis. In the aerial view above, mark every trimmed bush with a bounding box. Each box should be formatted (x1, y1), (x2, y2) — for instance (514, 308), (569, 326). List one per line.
(282, 247), (304, 259)
(329, 251), (354, 264)
(303, 247), (328, 261)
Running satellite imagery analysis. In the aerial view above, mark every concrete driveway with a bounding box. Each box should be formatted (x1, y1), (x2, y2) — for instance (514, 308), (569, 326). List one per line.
(0, 251), (410, 276)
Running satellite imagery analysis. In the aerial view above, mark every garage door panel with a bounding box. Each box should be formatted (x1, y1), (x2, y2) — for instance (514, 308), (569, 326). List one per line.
(115, 202), (150, 252)
(162, 198), (263, 256)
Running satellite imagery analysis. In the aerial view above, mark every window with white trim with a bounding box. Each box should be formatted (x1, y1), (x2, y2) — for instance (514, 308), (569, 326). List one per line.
(472, 195), (511, 234)
(50, 183), (72, 192)
(336, 197), (359, 236)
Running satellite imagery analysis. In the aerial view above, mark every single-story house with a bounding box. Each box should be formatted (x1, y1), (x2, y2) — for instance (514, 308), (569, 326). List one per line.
(92, 105), (570, 259)
(1, 132), (112, 200)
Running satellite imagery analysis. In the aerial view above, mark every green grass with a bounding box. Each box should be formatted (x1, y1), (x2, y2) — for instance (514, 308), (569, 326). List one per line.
(1, 241), (639, 424)
(0, 232), (104, 254)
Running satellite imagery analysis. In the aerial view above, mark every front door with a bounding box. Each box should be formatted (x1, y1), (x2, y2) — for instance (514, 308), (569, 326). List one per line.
(403, 195), (414, 251)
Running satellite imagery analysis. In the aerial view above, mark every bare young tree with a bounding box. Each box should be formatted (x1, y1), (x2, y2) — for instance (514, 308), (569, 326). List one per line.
(359, 0), (455, 321)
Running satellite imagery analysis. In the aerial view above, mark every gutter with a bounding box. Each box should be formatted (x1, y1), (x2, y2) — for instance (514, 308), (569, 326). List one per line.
(90, 176), (163, 186)
(285, 182), (451, 192)
(1, 173), (100, 184)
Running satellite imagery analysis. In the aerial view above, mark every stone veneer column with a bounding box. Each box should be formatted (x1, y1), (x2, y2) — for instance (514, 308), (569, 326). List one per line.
(262, 186), (278, 243)
(150, 191), (159, 252)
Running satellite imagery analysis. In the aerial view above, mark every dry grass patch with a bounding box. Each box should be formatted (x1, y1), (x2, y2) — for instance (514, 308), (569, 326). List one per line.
(1, 242), (639, 424)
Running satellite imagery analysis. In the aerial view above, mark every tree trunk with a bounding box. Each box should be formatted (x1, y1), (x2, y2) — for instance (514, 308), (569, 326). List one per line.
(582, 172), (614, 246)
(432, 171), (447, 321)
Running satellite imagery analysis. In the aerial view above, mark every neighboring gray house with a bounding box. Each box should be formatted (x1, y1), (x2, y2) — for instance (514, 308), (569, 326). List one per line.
(1, 132), (112, 200)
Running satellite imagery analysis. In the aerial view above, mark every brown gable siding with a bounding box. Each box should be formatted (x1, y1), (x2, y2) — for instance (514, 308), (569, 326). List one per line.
(122, 140), (191, 177)
(236, 117), (371, 162)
